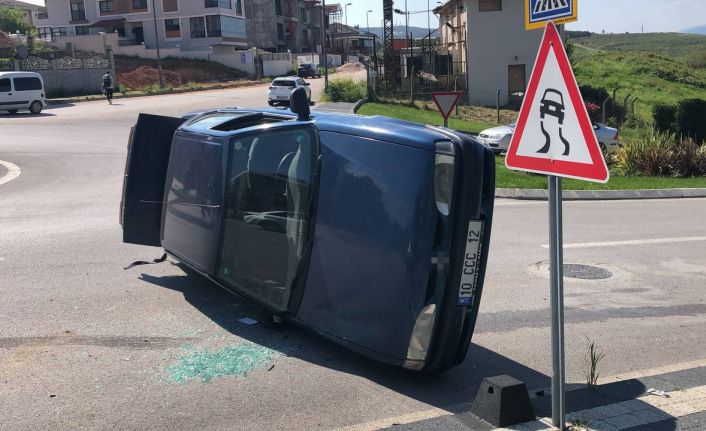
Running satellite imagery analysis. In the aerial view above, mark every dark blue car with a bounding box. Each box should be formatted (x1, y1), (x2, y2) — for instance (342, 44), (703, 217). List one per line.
(120, 104), (495, 373)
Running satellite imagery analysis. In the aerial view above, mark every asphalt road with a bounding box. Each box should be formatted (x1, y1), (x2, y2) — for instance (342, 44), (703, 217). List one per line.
(1, 82), (705, 431)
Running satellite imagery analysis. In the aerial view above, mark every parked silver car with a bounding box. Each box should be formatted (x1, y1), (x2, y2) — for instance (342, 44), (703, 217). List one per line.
(477, 122), (620, 154)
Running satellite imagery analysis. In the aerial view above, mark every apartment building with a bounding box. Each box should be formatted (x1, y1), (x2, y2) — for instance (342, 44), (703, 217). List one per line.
(33, 0), (248, 51)
(248, 0), (323, 53)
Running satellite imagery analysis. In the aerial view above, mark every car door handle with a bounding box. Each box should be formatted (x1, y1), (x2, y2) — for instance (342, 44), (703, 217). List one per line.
(7, 93), (11, 95)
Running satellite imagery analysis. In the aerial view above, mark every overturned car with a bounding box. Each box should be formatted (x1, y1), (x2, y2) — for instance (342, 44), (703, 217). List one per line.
(120, 91), (495, 373)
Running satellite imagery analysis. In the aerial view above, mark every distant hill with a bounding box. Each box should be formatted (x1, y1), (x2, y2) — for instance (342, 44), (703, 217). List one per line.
(569, 32), (706, 58)
(682, 25), (706, 35)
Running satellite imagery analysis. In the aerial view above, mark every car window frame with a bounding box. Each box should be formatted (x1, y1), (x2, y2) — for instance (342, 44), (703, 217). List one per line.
(0, 77), (11, 93)
(13, 76), (43, 92)
(214, 122), (322, 315)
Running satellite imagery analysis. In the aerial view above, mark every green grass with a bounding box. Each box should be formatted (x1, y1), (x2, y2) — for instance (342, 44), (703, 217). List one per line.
(357, 102), (492, 133)
(496, 156), (706, 190)
(571, 32), (706, 58)
(573, 50), (706, 121)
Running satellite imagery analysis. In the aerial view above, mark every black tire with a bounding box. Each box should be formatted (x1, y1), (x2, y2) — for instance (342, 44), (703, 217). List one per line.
(599, 142), (607, 153)
(7, 110), (18, 114)
(268, 100), (275, 106)
(29, 101), (43, 115)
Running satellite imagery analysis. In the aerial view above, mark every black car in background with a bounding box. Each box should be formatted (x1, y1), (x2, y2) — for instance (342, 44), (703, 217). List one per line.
(297, 63), (321, 78)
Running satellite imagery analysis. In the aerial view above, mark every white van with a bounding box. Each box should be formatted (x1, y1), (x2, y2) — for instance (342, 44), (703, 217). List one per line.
(0, 71), (47, 115)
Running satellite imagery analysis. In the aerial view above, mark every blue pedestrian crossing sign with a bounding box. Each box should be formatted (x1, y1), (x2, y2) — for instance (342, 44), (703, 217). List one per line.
(526, 0), (578, 30)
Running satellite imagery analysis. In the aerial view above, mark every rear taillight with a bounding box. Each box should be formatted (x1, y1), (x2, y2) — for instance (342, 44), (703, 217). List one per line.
(434, 141), (456, 216)
(269, 86), (274, 90)
(614, 130), (620, 141)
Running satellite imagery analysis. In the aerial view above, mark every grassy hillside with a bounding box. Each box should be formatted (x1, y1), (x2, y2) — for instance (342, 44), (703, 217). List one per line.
(569, 33), (706, 122)
(571, 32), (706, 58)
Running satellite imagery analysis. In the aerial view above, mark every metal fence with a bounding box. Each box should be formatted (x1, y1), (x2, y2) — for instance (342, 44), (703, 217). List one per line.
(0, 54), (111, 72)
(371, 39), (468, 102)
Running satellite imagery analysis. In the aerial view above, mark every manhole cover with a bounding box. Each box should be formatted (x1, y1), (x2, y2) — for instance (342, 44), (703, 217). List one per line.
(563, 264), (613, 280)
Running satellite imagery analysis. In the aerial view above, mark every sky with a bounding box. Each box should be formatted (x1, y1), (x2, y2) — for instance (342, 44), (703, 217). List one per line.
(17, 0), (706, 33)
(344, 0), (706, 33)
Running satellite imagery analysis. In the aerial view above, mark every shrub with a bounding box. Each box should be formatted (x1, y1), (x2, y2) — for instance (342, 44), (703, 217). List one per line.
(686, 50), (706, 69)
(622, 114), (649, 130)
(327, 78), (366, 103)
(652, 103), (676, 132)
(616, 128), (706, 177)
(616, 128), (676, 176)
(675, 98), (706, 143)
(585, 102), (600, 122)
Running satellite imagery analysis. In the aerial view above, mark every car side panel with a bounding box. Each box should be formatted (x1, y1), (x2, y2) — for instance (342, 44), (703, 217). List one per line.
(296, 131), (436, 362)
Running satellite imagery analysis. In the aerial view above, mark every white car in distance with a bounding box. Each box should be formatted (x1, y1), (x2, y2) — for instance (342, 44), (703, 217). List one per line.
(476, 122), (620, 155)
(267, 77), (311, 106)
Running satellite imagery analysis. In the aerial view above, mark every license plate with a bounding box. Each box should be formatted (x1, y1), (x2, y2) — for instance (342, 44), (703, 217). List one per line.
(278, 96), (289, 100)
(458, 220), (484, 306)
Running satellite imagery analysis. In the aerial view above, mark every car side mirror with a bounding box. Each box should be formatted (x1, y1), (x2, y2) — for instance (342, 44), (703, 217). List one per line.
(290, 86), (310, 121)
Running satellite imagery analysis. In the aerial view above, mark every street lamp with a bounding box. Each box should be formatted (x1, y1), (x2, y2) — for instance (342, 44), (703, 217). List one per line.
(344, 3), (352, 60)
(150, 0), (163, 89)
(366, 9), (372, 56)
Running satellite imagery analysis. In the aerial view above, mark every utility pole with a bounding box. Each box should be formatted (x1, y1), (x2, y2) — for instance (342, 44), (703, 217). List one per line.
(366, 9), (372, 57)
(345, 2), (351, 61)
(150, 0), (163, 89)
(321, 0), (328, 92)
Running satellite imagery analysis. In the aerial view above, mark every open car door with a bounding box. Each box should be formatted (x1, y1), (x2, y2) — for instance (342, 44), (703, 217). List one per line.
(120, 113), (185, 246)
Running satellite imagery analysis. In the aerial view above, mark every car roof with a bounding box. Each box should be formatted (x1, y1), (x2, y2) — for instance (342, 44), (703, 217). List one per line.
(273, 77), (299, 81)
(0, 71), (43, 78)
(181, 108), (459, 151)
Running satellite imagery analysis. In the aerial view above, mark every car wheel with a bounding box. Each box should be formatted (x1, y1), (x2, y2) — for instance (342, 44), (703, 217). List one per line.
(599, 142), (607, 153)
(7, 110), (18, 114)
(29, 101), (43, 115)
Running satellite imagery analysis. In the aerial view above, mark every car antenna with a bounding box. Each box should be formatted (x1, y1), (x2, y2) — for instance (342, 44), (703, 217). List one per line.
(290, 87), (311, 121)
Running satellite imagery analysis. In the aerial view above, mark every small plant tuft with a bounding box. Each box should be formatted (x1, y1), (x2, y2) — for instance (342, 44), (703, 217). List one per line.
(584, 336), (606, 389)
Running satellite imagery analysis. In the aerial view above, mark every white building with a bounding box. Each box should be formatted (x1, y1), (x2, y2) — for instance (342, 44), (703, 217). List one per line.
(466, 0), (542, 106)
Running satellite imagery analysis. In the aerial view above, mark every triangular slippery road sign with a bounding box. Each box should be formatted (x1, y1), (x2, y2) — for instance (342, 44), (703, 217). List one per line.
(506, 22), (609, 183)
(432, 92), (463, 120)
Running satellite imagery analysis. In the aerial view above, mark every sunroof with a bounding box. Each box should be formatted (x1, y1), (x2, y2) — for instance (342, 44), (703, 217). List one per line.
(185, 111), (293, 133)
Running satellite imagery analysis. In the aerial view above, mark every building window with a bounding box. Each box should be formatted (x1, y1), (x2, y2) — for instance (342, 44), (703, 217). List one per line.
(276, 23), (284, 41)
(204, 0), (230, 8)
(51, 27), (67, 38)
(205, 15), (245, 38)
(37, 8), (48, 19)
(190, 17), (206, 38)
(162, 0), (178, 12)
(275, 0), (282, 16)
(70, 1), (86, 21)
(133, 0), (148, 9)
(235, 0), (242, 14)
(38, 27), (51, 39)
(99, 0), (114, 13)
(479, 0), (501, 12)
(75, 25), (89, 35)
(164, 18), (181, 38)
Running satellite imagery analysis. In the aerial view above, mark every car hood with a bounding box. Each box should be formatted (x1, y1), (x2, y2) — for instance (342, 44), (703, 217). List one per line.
(479, 125), (514, 136)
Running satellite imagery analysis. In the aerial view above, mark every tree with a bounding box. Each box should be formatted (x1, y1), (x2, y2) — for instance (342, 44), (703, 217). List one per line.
(0, 7), (32, 35)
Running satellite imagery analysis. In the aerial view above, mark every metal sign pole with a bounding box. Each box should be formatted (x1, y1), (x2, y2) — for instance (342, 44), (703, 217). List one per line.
(443, 117), (448, 128)
(548, 174), (566, 430)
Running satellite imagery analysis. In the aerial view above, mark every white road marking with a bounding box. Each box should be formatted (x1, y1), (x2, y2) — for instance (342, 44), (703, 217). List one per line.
(542, 236), (706, 249)
(0, 160), (21, 186)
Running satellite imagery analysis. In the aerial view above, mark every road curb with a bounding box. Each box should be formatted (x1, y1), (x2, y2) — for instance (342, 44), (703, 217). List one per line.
(496, 187), (706, 200)
(46, 80), (268, 106)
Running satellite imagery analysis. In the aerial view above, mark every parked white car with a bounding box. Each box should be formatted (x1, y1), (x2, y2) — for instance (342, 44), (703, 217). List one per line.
(476, 123), (516, 154)
(0, 71), (46, 115)
(477, 122), (620, 154)
(267, 77), (311, 106)
(593, 123), (621, 152)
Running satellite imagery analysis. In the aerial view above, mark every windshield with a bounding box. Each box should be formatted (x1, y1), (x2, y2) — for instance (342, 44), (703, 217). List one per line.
(272, 80), (295, 87)
(217, 127), (317, 311)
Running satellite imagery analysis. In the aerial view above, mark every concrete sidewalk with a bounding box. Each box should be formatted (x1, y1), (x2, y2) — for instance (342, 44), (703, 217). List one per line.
(379, 365), (706, 431)
(313, 101), (358, 114)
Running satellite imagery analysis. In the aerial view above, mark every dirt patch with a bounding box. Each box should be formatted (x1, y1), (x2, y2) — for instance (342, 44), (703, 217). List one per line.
(119, 66), (182, 89)
(336, 62), (365, 73)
